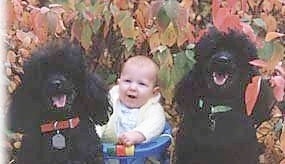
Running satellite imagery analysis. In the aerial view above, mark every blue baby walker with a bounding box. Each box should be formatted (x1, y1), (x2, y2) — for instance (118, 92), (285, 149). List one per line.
(103, 122), (172, 164)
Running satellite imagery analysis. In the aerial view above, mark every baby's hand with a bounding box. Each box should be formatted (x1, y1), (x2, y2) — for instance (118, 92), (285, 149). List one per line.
(118, 131), (145, 146)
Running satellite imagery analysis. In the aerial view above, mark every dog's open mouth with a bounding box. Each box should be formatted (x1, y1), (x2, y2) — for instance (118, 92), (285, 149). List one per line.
(213, 72), (229, 85)
(52, 94), (67, 108)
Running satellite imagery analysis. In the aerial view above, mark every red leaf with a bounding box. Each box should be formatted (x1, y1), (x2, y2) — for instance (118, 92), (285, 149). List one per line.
(7, 0), (16, 27)
(31, 12), (48, 42)
(241, 22), (257, 44)
(113, 0), (129, 10)
(270, 75), (285, 102)
(245, 76), (261, 116)
(221, 15), (242, 32)
(195, 29), (208, 43)
(211, 0), (221, 20)
(213, 7), (242, 32)
(241, 0), (248, 11)
(46, 11), (58, 34)
(71, 20), (82, 41)
(175, 5), (188, 30)
(249, 59), (268, 68)
(177, 22), (195, 46)
(227, 0), (238, 12)
(149, 0), (164, 18)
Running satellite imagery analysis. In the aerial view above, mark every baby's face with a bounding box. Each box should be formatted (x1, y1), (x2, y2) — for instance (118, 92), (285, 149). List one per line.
(118, 63), (158, 108)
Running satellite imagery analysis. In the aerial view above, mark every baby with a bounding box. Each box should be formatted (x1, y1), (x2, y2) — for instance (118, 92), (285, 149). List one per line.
(101, 55), (166, 146)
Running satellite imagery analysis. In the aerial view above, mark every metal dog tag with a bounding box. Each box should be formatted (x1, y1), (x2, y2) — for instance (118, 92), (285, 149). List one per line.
(209, 114), (216, 131)
(52, 130), (66, 149)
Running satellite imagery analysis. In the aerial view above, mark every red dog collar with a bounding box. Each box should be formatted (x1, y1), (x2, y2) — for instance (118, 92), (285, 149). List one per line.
(40, 117), (80, 133)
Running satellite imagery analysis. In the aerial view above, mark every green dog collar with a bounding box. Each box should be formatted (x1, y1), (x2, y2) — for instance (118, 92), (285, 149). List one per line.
(211, 105), (232, 113)
(199, 99), (232, 113)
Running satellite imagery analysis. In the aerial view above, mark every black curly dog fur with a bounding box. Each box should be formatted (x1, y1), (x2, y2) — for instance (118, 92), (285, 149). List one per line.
(175, 28), (274, 164)
(7, 40), (112, 164)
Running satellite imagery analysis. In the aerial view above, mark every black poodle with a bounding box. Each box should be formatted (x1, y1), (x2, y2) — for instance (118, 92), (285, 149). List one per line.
(175, 28), (274, 164)
(7, 40), (112, 164)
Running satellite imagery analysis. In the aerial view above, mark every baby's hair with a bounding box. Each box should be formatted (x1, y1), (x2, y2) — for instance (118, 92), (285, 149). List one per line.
(121, 55), (160, 87)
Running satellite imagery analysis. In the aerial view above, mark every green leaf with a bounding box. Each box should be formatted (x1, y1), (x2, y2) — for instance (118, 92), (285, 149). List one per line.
(185, 49), (195, 64)
(159, 64), (171, 88)
(173, 51), (195, 81)
(186, 43), (195, 50)
(95, 67), (117, 85)
(106, 73), (117, 85)
(92, 18), (102, 34)
(157, 7), (171, 31)
(257, 42), (274, 60)
(120, 16), (137, 38)
(253, 18), (266, 30)
(114, 10), (129, 26)
(154, 48), (172, 67)
(75, 2), (86, 13)
(164, 0), (179, 20)
(158, 64), (173, 104)
(93, 1), (106, 16)
(123, 38), (135, 51)
(103, 9), (112, 26)
(81, 22), (92, 50)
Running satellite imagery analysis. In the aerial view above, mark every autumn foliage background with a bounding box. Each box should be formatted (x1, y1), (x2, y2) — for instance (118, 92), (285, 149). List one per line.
(5, 0), (285, 163)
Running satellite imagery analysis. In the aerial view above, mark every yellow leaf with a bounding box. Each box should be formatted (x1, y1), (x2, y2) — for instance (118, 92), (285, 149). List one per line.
(261, 14), (277, 32)
(119, 16), (137, 38)
(134, 1), (150, 29)
(160, 22), (177, 47)
(8, 81), (17, 93)
(81, 22), (92, 50)
(265, 32), (285, 42)
(280, 124), (285, 154)
(180, 0), (193, 8)
(134, 8), (145, 28)
(157, 49), (173, 67)
(7, 50), (16, 63)
(280, 159), (285, 164)
(267, 43), (285, 73)
(148, 33), (160, 52)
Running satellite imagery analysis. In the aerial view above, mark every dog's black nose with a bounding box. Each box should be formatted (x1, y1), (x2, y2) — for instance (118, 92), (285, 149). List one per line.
(48, 74), (67, 90)
(212, 52), (232, 64)
(52, 80), (62, 89)
(216, 55), (230, 63)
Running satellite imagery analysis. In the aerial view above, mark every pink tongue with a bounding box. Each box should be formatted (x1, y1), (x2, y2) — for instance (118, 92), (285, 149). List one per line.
(213, 72), (228, 85)
(52, 95), (67, 108)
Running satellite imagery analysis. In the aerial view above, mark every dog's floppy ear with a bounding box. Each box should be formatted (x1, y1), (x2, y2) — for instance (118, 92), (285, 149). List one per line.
(21, 54), (45, 97)
(251, 79), (275, 126)
(85, 73), (113, 125)
(175, 70), (197, 115)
